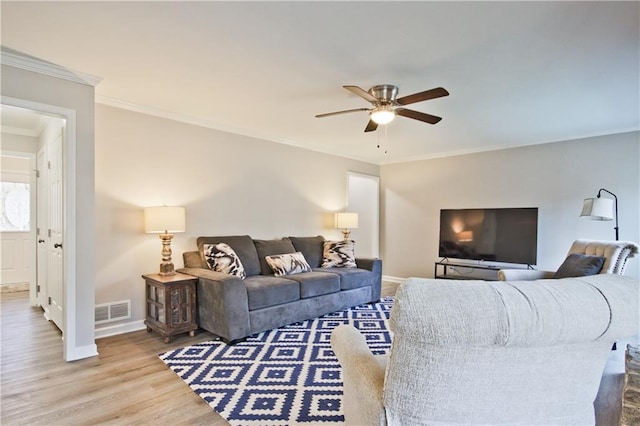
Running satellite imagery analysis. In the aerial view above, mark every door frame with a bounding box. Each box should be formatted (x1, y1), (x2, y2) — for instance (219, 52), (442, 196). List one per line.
(1, 96), (77, 360)
(0, 150), (37, 305)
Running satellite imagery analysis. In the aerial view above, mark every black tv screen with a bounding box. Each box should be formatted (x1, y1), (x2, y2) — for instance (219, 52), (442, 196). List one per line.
(439, 208), (538, 265)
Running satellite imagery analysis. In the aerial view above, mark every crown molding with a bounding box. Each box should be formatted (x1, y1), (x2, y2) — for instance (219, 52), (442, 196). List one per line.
(1, 49), (102, 87)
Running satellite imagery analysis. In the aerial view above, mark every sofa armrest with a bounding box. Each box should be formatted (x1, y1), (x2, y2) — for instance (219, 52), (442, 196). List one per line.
(497, 269), (555, 281)
(355, 258), (383, 302)
(331, 324), (387, 426)
(355, 257), (381, 272)
(178, 267), (250, 343)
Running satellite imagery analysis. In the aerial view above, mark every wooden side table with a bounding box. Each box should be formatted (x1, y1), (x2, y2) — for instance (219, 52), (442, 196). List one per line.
(143, 272), (198, 343)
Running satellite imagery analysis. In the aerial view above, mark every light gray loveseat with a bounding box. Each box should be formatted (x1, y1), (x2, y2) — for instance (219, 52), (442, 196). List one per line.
(179, 235), (382, 344)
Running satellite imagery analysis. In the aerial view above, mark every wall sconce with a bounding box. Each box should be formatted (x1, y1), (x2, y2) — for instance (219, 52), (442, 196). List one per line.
(144, 206), (186, 275)
(580, 188), (618, 240)
(335, 212), (359, 241)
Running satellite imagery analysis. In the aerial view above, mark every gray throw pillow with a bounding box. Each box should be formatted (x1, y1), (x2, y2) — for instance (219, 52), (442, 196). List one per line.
(289, 236), (325, 268)
(554, 253), (605, 279)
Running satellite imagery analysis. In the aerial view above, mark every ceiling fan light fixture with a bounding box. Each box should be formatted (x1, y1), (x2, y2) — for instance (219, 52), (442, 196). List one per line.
(370, 106), (395, 125)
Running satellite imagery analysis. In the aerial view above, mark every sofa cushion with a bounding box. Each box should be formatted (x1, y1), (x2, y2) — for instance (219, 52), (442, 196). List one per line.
(265, 252), (312, 276)
(322, 240), (357, 268)
(315, 267), (375, 290)
(554, 253), (606, 279)
(285, 271), (341, 298)
(254, 238), (297, 275)
(289, 236), (325, 268)
(202, 243), (246, 279)
(243, 275), (300, 310)
(197, 236), (261, 277)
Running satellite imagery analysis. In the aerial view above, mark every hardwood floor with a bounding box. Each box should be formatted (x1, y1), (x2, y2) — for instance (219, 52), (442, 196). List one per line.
(1, 282), (400, 425)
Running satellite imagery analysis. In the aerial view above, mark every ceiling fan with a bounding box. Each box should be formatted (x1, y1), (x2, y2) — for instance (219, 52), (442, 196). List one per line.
(316, 84), (449, 132)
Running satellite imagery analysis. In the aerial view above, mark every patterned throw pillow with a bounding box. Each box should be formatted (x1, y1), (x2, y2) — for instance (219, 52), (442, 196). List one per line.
(265, 252), (312, 276)
(202, 243), (246, 279)
(321, 240), (357, 268)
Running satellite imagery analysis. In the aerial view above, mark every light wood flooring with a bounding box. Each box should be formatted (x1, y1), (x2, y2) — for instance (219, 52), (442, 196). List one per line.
(1, 282), (400, 425)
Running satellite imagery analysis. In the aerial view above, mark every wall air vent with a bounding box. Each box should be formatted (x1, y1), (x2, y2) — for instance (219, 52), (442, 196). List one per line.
(95, 300), (131, 324)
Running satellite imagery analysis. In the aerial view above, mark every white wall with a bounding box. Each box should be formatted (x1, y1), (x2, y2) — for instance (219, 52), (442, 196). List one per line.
(380, 131), (640, 279)
(94, 104), (379, 333)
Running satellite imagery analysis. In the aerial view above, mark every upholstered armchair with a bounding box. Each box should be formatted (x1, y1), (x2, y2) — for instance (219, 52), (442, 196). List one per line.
(332, 275), (639, 425)
(498, 239), (639, 281)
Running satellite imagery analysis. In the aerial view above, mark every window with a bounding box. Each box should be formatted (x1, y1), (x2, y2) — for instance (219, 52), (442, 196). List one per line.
(0, 182), (30, 232)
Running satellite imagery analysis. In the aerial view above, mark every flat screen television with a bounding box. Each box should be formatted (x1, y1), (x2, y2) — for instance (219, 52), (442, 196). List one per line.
(439, 208), (538, 265)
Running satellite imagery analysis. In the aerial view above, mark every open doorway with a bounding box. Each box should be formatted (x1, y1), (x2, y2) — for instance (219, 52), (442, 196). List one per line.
(1, 104), (66, 335)
(347, 172), (380, 258)
(0, 153), (35, 295)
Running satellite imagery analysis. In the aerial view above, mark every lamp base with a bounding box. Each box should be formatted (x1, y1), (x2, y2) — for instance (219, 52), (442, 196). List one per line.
(342, 229), (351, 241)
(158, 233), (176, 276)
(159, 262), (176, 276)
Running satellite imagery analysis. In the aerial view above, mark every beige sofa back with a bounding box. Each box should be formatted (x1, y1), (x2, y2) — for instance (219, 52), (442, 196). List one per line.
(383, 274), (639, 425)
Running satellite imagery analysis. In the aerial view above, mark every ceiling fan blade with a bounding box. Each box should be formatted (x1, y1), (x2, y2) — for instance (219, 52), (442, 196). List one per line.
(396, 108), (442, 124)
(343, 85), (379, 104)
(315, 108), (370, 118)
(395, 87), (449, 106)
(364, 119), (378, 132)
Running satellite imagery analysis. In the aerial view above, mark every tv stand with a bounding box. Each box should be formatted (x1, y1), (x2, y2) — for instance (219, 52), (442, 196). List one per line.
(434, 260), (500, 281)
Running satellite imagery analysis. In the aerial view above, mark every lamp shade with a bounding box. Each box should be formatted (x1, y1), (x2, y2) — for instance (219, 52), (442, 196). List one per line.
(144, 206), (186, 233)
(580, 198), (614, 221)
(335, 212), (358, 229)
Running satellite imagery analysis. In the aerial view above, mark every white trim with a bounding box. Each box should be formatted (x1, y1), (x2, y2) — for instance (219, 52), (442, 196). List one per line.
(1, 96), (85, 362)
(1, 49), (102, 87)
(65, 344), (98, 361)
(378, 128), (640, 165)
(382, 275), (406, 284)
(95, 320), (146, 339)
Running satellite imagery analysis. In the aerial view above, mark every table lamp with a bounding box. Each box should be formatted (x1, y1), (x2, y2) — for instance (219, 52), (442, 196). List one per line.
(144, 206), (186, 275)
(335, 212), (358, 240)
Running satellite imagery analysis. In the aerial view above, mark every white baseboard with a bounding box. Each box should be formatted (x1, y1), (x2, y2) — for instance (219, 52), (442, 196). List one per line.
(95, 320), (146, 339)
(65, 343), (99, 361)
(382, 275), (406, 284)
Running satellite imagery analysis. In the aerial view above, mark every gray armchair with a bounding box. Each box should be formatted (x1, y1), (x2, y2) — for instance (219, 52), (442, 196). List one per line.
(498, 239), (639, 281)
(332, 275), (639, 425)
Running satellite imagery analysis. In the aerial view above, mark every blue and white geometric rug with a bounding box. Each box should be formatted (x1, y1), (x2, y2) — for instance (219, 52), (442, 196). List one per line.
(159, 297), (394, 426)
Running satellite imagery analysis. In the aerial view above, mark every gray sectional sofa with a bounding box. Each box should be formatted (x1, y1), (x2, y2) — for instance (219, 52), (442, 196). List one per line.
(179, 235), (382, 344)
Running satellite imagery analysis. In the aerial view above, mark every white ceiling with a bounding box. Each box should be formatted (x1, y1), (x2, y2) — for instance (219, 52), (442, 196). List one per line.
(2, 1), (638, 164)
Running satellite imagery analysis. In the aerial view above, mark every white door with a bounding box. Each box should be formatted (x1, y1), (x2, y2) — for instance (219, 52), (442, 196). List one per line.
(0, 156), (32, 287)
(347, 172), (380, 258)
(36, 146), (48, 310)
(48, 129), (64, 330)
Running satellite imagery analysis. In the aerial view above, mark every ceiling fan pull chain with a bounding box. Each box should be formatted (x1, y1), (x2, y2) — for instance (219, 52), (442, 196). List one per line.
(384, 124), (388, 154)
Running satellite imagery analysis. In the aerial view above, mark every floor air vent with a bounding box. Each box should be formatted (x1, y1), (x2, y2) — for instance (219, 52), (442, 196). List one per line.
(95, 300), (131, 324)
